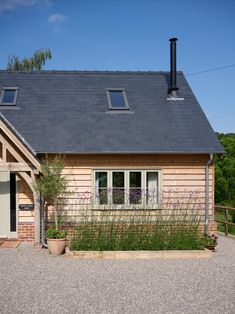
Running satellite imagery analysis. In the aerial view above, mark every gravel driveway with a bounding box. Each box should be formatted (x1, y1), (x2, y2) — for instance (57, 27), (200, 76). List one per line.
(0, 235), (234, 314)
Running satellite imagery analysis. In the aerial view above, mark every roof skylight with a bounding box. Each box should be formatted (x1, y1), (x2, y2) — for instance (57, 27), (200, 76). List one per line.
(106, 89), (129, 110)
(0, 88), (18, 105)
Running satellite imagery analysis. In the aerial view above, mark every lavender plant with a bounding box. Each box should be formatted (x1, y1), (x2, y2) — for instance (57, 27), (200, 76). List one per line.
(66, 187), (214, 251)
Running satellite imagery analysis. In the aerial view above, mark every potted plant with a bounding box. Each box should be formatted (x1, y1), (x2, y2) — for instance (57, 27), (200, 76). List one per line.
(34, 156), (67, 255)
(46, 228), (67, 256)
(205, 234), (218, 252)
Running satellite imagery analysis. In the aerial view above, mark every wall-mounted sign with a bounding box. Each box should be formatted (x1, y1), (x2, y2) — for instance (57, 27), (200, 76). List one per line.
(19, 204), (34, 211)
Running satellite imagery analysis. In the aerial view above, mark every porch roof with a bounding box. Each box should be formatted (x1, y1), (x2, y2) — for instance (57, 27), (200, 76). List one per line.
(0, 113), (41, 171)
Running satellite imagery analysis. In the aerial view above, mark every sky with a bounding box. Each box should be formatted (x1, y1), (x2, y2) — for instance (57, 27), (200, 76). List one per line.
(0, 0), (234, 133)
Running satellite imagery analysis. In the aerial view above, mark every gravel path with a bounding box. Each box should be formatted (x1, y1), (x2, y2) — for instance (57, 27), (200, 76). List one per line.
(0, 235), (234, 314)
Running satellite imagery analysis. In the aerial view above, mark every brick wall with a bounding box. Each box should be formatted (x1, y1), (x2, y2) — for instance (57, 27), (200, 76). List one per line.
(18, 223), (35, 242)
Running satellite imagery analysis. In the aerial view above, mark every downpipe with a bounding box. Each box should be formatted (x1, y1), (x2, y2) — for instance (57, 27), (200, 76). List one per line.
(40, 195), (48, 248)
(205, 153), (213, 236)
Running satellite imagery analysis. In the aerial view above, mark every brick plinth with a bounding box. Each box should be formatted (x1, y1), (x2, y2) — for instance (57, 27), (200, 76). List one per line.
(209, 222), (217, 234)
(197, 222), (217, 234)
(18, 223), (35, 242)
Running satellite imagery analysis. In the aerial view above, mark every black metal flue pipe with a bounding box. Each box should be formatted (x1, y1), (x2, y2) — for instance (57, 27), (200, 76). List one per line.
(168, 37), (179, 97)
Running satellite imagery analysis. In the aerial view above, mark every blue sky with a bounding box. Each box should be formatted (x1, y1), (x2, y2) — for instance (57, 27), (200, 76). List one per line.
(0, 0), (234, 133)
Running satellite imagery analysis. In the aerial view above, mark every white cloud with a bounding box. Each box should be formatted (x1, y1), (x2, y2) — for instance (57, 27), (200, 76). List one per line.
(0, 0), (51, 13)
(48, 13), (66, 33)
(48, 13), (66, 24)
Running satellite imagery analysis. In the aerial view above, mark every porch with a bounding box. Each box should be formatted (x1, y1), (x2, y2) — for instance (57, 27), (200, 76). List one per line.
(0, 114), (41, 242)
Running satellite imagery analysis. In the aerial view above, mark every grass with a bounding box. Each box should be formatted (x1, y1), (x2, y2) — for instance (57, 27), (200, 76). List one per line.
(215, 210), (235, 235)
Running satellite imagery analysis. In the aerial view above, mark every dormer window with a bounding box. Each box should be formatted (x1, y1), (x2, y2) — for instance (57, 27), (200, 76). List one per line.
(0, 88), (18, 105)
(106, 89), (129, 110)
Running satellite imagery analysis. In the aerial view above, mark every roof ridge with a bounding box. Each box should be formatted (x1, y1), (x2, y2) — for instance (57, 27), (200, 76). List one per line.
(0, 69), (184, 75)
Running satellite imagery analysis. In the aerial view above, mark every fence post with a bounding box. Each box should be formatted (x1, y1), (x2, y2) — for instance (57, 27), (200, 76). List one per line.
(224, 209), (228, 236)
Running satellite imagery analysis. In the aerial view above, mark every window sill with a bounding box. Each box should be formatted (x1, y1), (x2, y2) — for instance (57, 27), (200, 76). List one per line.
(92, 206), (161, 211)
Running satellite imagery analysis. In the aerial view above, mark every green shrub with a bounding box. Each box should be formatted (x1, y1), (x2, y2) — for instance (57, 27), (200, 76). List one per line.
(46, 228), (67, 239)
(231, 211), (235, 223)
(69, 222), (212, 251)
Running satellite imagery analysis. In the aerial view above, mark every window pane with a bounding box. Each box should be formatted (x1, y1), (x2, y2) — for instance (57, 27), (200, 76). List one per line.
(95, 172), (107, 205)
(112, 172), (124, 204)
(147, 172), (158, 205)
(129, 172), (142, 204)
(113, 172), (124, 187)
(109, 91), (126, 108)
(2, 90), (16, 104)
(130, 172), (141, 187)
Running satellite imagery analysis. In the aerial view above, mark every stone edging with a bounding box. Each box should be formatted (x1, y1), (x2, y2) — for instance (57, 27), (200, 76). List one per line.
(65, 248), (212, 259)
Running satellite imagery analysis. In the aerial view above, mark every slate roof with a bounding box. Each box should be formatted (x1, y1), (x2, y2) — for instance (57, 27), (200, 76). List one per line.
(0, 112), (36, 156)
(0, 70), (223, 154)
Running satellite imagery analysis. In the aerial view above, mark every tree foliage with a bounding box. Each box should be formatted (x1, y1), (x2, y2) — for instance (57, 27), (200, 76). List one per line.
(34, 156), (66, 202)
(34, 156), (66, 229)
(7, 49), (52, 71)
(215, 133), (235, 206)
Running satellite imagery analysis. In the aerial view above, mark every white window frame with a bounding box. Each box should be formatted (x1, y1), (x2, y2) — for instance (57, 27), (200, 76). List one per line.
(93, 169), (162, 210)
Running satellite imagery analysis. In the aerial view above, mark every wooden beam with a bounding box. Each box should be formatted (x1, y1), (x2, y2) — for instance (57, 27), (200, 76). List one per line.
(33, 169), (40, 175)
(0, 163), (32, 172)
(30, 171), (40, 244)
(0, 134), (39, 173)
(18, 172), (33, 189)
(0, 120), (41, 171)
(0, 134), (27, 163)
(2, 142), (6, 163)
(17, 171), (40, 244)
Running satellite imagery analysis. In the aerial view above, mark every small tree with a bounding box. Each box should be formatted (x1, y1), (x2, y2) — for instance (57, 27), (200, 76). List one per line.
(34, 156), (66, 229)
(7, 48), (52, 71)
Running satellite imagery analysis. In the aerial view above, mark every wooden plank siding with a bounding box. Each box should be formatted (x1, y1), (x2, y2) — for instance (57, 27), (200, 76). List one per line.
(17, 175), (34, 223)
(16, 153), (215, 230)
(41, 154), (215, 228)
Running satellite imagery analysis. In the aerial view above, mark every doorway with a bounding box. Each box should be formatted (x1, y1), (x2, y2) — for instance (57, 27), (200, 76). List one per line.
(0, 172), (17, 238)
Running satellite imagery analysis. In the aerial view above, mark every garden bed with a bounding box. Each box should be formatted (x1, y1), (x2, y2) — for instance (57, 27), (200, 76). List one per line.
(68, 221), (215, 251)
(65, 248), (212, 259)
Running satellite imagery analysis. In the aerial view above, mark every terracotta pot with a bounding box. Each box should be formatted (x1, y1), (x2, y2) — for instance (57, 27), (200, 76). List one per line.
(47, 238), (66, 256)
(206, 245), (216, 252)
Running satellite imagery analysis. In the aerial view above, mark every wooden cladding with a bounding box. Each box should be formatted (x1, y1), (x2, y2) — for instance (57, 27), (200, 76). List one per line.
(18, 153), (214, 225)
(44, 154), (214, 222)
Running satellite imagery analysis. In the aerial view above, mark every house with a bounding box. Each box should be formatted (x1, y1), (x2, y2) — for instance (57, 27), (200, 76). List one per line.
(0, 39), (223, 244)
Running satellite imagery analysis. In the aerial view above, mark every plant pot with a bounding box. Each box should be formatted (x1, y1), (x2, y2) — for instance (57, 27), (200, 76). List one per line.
(206, 245), (216, 252)
(47, 238), (66, 256)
